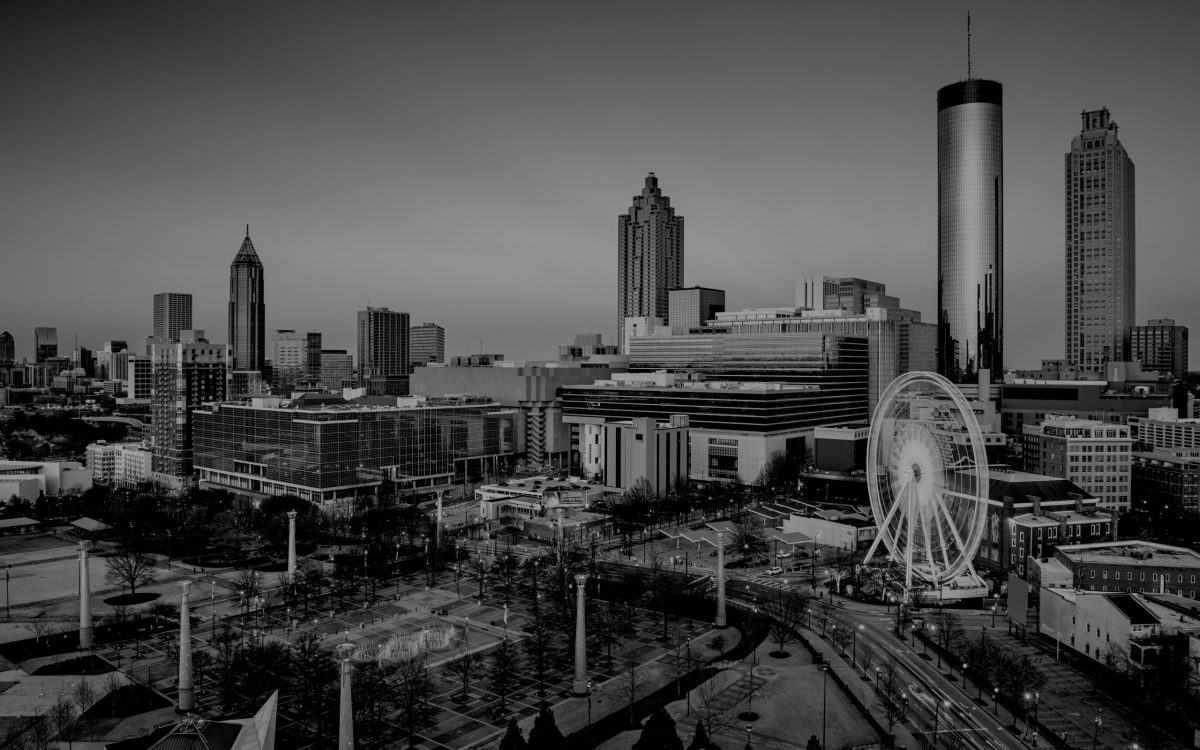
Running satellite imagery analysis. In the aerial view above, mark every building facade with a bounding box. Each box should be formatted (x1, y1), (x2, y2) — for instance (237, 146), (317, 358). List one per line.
(153, 292), (193, 342)
(1132, 449), (1200, 518)
(937, 79), (1004, 384)
(193, 395), (515, 506)
(271, 330), (317, 395)
(1054, 541), (1200, 599)
(1022, 417), (1132, 511)
(150, 339), (230, 481)
(34, 327), (57, 363)
(1130, 408), (1200, 450)
(0, 331), (13, 364)
(668, 287), (725, 333)
(228, 228), (265, 373)
(1065, 109), (1136, 371)
(319, 350), (354, 389)
(357, 307), (409, 377)
(410, 323), (445, 365)
(618, 172), (684, 350)
(1131, 319), (1187, 378)
(575, 416), (689, 495)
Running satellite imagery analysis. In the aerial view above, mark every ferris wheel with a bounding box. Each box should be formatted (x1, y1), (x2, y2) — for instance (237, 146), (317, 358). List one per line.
(862, 371), (990, 595)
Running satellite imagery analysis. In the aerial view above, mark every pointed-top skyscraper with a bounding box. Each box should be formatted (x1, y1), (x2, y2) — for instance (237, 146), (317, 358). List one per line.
(229, 226), (265, 372)
(618, 172), (684, 351)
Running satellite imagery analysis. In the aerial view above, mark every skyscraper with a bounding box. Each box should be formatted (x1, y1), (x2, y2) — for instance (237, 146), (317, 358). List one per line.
(150, 336), (229, 481)
(357, 307), (409, 377)
(34, 327), (58, 363)
(937, 79), (1004, 383)
(0, 331), (13, 364)
(618, 172), (684, 351)
(228, 227), (265, 372)
(410, 322), (445, 365)
(668, 286), (725, 333)
(1065, 108), (1135, 371)
(153, 293), (193, 342)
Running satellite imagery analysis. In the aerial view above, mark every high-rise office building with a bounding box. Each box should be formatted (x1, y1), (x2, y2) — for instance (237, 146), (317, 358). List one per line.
(150, 337), (229, 481)
(305, 332), (322, 381)
(937, 79), (1004, 383)
(799, 277), (898, 314)
(1131, 318), (1187, 377)
(668, 286), (725, 333)
(271, 330), (309, 394)
(618, 172), (684, 351)
(228, 227), (265, 372)
(1065, 108), (1135, 371)
(410, 322), (445, 365)
(357, 307), (409, 377)
(0, 331), (13, 364)
(34, 327), (58, 363)
(320, 350), (354, 389)
(153, 293), (193, 342)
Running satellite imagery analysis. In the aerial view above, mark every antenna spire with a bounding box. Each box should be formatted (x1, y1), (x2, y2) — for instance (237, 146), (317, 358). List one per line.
(967, 11), (972, 79)
(245, 224), (250, 239)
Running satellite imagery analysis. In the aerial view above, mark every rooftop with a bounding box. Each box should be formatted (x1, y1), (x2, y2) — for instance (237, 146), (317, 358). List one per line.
(1059, 541), (1200, 570)
(1105, 594), (1160, 625)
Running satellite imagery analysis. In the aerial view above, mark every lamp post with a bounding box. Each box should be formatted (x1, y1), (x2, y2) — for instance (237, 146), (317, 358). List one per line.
(5, 564), (9, 619)
(933, 699), (949, 750)
(961, 662), (968, 689)
(821, 665), (829, 750)
(991, 603), (997, 627)
(1092, 709), (1102, 750)
(875, 666), (881, 690)
(746, 724), (753, 750)
(993, 686), (999, 716)
(853, 624), (863, 668)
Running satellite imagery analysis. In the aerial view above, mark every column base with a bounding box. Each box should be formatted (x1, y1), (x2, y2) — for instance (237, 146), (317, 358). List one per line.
(572, 679), (589, 697)
(79, 627), (94, 650)
(715, 615), (727, 628)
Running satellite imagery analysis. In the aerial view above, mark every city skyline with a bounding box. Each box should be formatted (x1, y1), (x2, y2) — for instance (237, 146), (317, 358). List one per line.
(3, 3), (1199, 369)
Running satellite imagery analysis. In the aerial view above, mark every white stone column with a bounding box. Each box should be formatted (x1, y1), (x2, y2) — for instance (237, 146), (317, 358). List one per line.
(177, 580), (194, 712)
(79, 542), (93, 649)
(715, 531), (727, 628)
(286, 511), (298, 584)
(572, 574), (588, 696)
(337, 643), (355, 750)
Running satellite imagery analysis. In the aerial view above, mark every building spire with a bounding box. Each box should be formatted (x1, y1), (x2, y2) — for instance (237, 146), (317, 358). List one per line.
(245, 224), (250, 239)
(964, 11), (974, 79)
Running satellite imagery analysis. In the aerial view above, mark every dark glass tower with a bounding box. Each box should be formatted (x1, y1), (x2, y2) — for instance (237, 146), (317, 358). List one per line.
(618, 172), (684, 351)
(0, 331), (14, 364)
(228, 227), (265, 372)
(937, 79), (1003, 383)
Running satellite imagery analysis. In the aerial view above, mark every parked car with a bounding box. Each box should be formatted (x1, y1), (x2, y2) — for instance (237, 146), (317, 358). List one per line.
(776, 550), (792, 558)
(764, 566), (784, 576)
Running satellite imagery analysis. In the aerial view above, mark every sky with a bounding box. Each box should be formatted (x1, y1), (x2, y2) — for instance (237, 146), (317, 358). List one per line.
(3, 2), (1198, 370)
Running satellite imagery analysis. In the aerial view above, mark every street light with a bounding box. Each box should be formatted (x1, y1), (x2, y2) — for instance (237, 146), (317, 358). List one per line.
(991, 603), (997, 627)
(932, 699), (950, 750)
(961, 662), (968, 688)
(1092, 709), (1103, 750)
(993, 686), (999, 716)
(821, 665), (829, 750)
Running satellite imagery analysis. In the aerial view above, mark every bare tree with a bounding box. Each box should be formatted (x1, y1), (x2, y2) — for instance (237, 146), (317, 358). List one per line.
(876, 655), (907, 732)
(490, 638), (520, 718)
(48, 695), (79, 749)
(829, 615), (855, 656)
(858, 643), (876, 676)
(72, 681), (97, 739)
(694, 673), (733, 738)
(393, 655), (436, 749)
(759, 588), (808, 657)
(445, 647), (479, 702)
(104, 549), (158, 597)
(103, 673), (125, 719)
(619, 657), (644, 728)
(817, 599), (837, 636)
(668, 641), (700, 712)
(926, 607), (963, 669)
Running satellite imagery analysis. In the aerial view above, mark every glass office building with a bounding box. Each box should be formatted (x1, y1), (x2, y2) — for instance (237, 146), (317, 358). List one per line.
(193, 396), (515, 504)
(937, 79), (1004, 383)
(228, 229), (266, 372)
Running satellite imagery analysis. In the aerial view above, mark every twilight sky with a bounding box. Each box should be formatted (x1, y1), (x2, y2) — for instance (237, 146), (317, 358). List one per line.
(3, 2), (1198, 370)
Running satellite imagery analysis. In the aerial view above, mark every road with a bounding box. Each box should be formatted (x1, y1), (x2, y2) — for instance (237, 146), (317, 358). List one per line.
(731, 581), (1033, 750)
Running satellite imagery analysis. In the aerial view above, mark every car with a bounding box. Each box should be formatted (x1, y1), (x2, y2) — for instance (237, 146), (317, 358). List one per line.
(776, 550), (792, 558)
(764, 566), (784, 576)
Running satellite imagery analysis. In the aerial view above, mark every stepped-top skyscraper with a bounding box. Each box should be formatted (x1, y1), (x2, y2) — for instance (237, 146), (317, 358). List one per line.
(1065, 108), (1135, 371)
(228, 227), (265, 372)
(937, 79), (1004, 384)
(618, 172), (684, 351)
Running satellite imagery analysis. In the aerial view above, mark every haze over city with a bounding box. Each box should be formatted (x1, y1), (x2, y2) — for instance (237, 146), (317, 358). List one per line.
(3, 1), (1199, 367)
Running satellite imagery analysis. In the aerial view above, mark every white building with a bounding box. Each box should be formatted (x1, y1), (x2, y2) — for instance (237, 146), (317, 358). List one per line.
(1129, 407), (1200, 451)
(0, 460), (92, 497)
(573, 415), (689, 496)
(86, 441), (153, 488)
(1022, 417), (1132, 511)
(476, 475), (609, 522)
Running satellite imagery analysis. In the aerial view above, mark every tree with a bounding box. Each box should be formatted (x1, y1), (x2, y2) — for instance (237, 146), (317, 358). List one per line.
(291, 631), (337, 733)
(876, 655), (907, 731)
(595, 599), (626, 667)
(446, 647), (479, 702)
(619, 657), (644, 728)
(760, 588), (808, 656)
(858, 643), (876, 676)
(634, 706), (684, 750)
(497, 717), (527, 750)
(354, 659), (400, 744)
(104, 549), (158, 596)
(211, 624), (242, 707)
(490, 638), (520, 718)
(994, 651), (1046, 715)
(71, 680), (97, 740)
(527, 705), (565, 750)
(709, 634), (728, 654)
(926, 608), (964, 669)
(754, 450), (799, 500)
(668, 640), (700, 704)
(523, 619), (556, 701)
(807, 734), (822, 750)
(393, 655), (436, 748)
(48, 695), (79, 749)
(688, 721), (712, 750)
(231, 641), (292, 715)
(694, 673), (733, 739)
(729, 521), (768, 562)
(829, 616), (855, 656)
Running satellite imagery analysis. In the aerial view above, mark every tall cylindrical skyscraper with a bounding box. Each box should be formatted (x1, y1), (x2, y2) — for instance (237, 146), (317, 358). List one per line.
(937, 79), (1003, 384)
